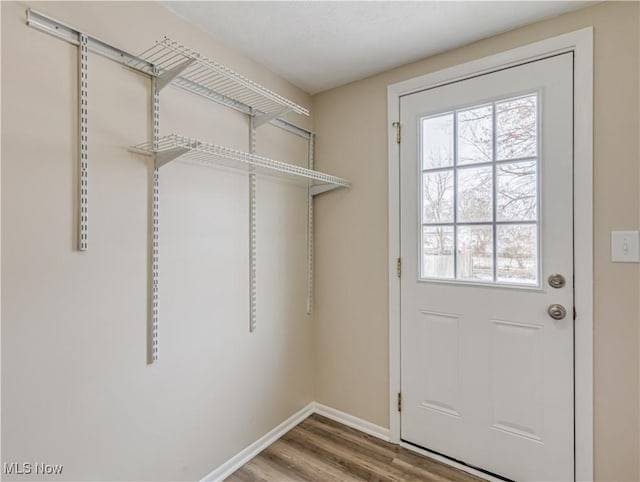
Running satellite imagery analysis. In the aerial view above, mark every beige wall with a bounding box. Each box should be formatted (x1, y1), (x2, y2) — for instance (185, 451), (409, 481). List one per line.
(1, 2), (315, 480)
(313, 2), (640, 481)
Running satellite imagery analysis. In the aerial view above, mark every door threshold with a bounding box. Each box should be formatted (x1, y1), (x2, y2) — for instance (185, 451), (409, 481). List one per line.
(400, 439), (513, 482)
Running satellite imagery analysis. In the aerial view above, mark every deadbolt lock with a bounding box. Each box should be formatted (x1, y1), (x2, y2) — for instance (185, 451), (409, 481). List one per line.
(548, 273), (566, 289)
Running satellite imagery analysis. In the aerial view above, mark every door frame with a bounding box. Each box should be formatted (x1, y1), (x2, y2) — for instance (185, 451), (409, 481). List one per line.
(387, 28), (593, 481)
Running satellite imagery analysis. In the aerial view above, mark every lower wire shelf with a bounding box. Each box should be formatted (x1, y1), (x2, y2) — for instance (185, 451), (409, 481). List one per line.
(132, 134), (351, 196)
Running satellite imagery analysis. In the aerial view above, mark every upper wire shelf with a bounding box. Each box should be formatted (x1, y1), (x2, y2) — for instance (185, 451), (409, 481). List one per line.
(132, 134), (350, 195)
(127, 37), (310, 118)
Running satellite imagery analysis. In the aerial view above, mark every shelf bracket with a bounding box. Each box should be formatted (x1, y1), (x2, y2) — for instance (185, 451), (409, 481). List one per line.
(310, 183), (344, 197)
(154, 147), (190, 168)
(157, 58), (195, 92)
(253, 107), (292, 129)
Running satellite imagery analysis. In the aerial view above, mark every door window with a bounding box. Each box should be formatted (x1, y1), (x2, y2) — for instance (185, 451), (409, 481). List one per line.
(420, 94), (539, 285)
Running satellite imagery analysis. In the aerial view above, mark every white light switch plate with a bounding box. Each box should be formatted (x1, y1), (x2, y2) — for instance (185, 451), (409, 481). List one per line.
(611, 231), (640, 262)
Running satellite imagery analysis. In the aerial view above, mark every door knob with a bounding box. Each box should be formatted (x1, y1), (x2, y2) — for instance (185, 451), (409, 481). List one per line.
(548, 273), (566, 289)
(548, 304), (567, 320)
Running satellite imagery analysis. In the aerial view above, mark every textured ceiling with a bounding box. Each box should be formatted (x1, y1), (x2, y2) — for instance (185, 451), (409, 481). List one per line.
(163, 1), (595, 94)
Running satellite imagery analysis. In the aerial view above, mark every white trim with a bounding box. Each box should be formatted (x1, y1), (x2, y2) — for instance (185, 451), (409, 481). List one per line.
(571, 27), (594, 482)
(200, 402), (315, 482)
(387, 27), (594, 482)
(400, 442), (506, 482)
(312, 402), (391, 441)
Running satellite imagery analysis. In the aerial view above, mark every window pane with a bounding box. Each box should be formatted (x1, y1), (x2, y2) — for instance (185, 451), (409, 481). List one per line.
(496, 95), (537, 160)
(457, 225), (493, 281)
(422, 113), (454, 169)
(457, 105), (493, 165)
(423, 171), (454, 223)
(497, 161), (537, 222)
(457, 166), (493, 223)
(497, 224), (538, 284)
(422, 226), (454, 279)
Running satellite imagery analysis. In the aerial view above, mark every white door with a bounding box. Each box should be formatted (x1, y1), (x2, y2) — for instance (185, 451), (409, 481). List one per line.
(400, 53), (574, 481)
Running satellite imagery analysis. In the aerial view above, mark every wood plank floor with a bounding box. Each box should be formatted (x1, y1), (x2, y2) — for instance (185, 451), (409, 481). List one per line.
(226, 414), (486, 481)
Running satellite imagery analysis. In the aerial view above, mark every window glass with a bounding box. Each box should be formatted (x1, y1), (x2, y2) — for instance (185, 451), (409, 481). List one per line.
(420, 94), (539, 285)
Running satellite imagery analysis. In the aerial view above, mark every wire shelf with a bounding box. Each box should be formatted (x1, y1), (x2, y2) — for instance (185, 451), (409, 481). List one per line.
(132, 134), (351, 192)
(128, 37), (309, 118)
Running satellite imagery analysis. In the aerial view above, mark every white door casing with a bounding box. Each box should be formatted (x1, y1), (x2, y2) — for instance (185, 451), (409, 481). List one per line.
(400, 53), (572, 481)
(387, 28), (593, 482)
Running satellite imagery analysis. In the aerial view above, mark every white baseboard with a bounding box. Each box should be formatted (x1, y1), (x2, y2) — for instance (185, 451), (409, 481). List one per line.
(202, 401), (511, 482)
(200, 401), (390, 481)
(201, 402), (315, 482)
(311, 402), (390, 442)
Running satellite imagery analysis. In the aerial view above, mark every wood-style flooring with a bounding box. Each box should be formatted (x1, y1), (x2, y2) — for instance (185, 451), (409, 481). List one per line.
(226, 414), (486, 481)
